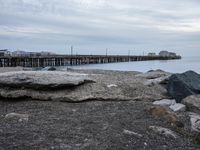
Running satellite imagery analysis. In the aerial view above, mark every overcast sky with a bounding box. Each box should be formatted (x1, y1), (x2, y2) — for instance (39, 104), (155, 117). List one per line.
(0, 0), (200, 56)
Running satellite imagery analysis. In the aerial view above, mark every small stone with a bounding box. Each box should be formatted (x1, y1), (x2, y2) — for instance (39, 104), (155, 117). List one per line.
(72, 109), (77, 112)
(19, 118), (28, 122)
(169, 103), (186, 112)
(149, 126), (178, 139)
(153, 99), (176, 107)
(123, 129), (143, 138)
(54, 138), (63, 143)
(5, 113), (29, 122)
(107, 84), (118, 88)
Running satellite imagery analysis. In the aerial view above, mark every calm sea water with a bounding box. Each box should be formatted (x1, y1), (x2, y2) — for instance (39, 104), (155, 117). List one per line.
(69, 56), (200, 73)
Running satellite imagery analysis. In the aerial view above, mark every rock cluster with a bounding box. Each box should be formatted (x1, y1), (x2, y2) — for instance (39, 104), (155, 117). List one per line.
(182, 95), (200, 137)
(165, 71), (200, 142)
(153, 99), (186, 112)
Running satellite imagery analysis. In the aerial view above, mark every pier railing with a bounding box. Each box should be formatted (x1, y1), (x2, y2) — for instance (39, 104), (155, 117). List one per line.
(0, 55), (181, 67)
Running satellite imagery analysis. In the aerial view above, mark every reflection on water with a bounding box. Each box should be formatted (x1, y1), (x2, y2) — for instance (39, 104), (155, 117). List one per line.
(69, 56), (200, 73)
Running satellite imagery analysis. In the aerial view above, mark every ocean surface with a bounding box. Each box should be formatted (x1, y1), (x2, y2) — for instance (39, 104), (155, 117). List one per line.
(70, 56), (200, 73)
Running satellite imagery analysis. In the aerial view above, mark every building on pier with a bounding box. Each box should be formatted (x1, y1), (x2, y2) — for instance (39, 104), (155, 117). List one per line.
(12, 50), (56, 57)
(0, 49), (11, 56)
(159, 51), (177, 57)
(148, 53), (156, 56)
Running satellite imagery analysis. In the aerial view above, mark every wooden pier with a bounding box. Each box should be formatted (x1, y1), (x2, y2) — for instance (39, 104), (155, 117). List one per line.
(0, 55), (181, 68)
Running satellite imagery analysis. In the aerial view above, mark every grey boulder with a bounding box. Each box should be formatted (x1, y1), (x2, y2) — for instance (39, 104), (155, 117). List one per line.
(189, 112), (200, 132)
(167, 71), (200, 103)
(182, 95), (200, 114)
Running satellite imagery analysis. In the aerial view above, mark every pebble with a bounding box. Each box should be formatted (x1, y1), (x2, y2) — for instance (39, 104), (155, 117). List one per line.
(107, 84), (118, 88)
(5, 113), (29, 122)
(123, 129), (143, 138)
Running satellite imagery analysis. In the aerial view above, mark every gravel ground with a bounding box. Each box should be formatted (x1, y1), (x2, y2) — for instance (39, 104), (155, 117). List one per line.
(0, 68), (200, 149)
(0, 99), (199, 150)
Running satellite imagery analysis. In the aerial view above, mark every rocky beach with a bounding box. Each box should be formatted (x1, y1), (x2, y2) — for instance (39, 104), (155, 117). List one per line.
(1, 67), (200, 149)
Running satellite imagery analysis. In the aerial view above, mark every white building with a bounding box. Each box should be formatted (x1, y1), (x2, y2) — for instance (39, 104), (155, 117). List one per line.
(159, 51), (169, 57)
(159, 51), (177, 57)
(12, 50), (56, 57)
(40, 51), (56, 56)
(12, 50), (30, 57)
(169, 52), (177, 57)
(0, 49), (11, 56)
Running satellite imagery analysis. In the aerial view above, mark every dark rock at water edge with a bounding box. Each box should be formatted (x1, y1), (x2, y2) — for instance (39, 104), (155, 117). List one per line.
(167, 71), (200, 103)
(41, 67), (57, 71)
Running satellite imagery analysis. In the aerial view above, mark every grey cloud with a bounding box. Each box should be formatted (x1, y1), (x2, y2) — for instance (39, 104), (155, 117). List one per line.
(0, 0), (200, 56)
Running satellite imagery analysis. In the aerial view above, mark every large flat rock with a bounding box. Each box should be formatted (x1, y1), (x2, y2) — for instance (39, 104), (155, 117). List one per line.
(0, 70), (168, 102)
(0, 71), (94, 90)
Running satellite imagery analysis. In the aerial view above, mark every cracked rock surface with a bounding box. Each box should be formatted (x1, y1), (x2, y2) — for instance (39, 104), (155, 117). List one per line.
(0, 70), (168, 102)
